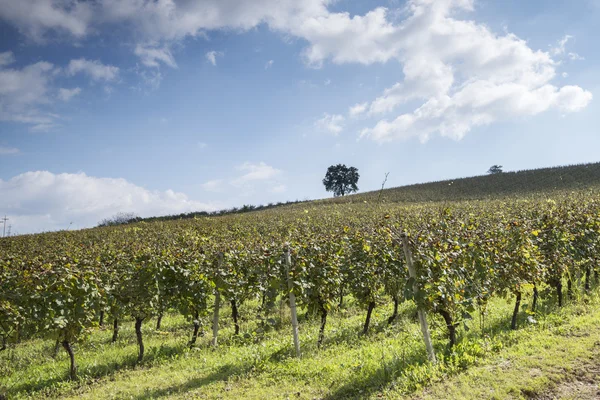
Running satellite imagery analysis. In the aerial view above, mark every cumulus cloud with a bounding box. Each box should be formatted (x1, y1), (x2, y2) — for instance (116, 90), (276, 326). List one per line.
(67, 58), (119, 81)
(265, 60), (274, 69)
(0, 0), (92, 40)
(134, 44), (178, 68)
(0, 0), (592, 142)
(0, 56), (60, 128)
(316, 113), (345, 135)
(354, 0), (592, 143)
(349, 102), (368, 117)
(205, 51), (223, 66)
(0, 171), (218, 234)
(58, 87), (81, 101)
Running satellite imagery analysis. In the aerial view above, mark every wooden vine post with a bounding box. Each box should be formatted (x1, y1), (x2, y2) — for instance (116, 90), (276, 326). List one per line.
(212, 252), (223, 347)
(284, 244), (301, 358)
(400, 233), (437, 364)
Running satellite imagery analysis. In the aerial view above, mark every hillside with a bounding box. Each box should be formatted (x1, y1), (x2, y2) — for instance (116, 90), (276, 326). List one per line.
(138, 162), (600, 224)
(342, 162), (600, 204)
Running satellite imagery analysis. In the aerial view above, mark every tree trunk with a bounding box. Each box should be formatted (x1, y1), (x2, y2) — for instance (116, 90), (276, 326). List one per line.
(1, 336), (6, 351)
(52, 338), (60, 358)
(231, 299), (240, 335)
(388, 296), (399, 325)
(585, 266), (591, 292)
(567, 278), (573, 300)
(363, 301), (376, 335)
(438, 309), (457, 348)
(156, 312), (163, 330)
(62, 340), (77, 380)
(338, 287), (344, 309)
(317, 302), (327, 349)
(532, 284), (538, 313)
(189, 311), (201, 348)
(112, 318), (119, 343)
(212, 291), (220, 347)
(99, 311), (104, 327)
(135, 317), (144, 363)
(557, 280), (563, 307)
(511, 291), (521, 330)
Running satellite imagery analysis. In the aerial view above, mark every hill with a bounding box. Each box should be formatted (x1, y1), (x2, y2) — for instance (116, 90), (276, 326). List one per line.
(339, 161), (600, 204)
(136, 162), (600, 224)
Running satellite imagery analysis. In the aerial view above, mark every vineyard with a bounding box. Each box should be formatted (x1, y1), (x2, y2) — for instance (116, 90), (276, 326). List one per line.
(2, 182), (600, 398)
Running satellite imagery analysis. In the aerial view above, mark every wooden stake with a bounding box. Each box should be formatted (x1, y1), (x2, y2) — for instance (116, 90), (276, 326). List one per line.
(212, 252), (223, 347)
(400, 234), (437, 364)
(284, 245), (301, 358)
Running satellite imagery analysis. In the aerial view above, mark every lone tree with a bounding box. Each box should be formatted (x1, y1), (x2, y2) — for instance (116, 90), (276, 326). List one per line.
(323, 164), (359, 197)
(487, 165), (503, 174)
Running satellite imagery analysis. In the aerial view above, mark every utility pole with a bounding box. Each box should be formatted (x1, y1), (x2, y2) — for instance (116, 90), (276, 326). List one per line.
(0, 215), (7, 237)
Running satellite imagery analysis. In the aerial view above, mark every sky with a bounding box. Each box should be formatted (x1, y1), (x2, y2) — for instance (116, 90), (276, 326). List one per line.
(0, 0), (598, 235)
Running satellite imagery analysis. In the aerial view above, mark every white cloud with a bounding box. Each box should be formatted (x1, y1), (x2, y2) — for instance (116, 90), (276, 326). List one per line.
(0, 171), (218, 234)
(0, 0), (92, 40)
(549, 35), (584, 61)
(205, 51), (223, 66)
(135, 68), (163, 90)
(134, 44), (178, 68)
(30, 122), (59, 132)
(198, 142), (208, 149)
(231, 162), (282, 186)
(361, 84), (593, 143)
(0, 146), (19, 155)
(316, 113), (345, 135)
(349, 102), (368, 117)
(0, 51), (15, 67)
(550, 35), (572, 56)
(0, 0), (592, 143)
(67, 58), (119, 81)
(568, 52), (584, 61)
(0, 57), (60, 128)
(58, 87), (81, 101)
(265, 59), (274, 69)
(353, 0), (592, 143)
(201, 179), (223, 192)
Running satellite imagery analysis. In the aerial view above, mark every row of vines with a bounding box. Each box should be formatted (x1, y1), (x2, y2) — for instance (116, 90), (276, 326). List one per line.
(1, 192), (599, 379)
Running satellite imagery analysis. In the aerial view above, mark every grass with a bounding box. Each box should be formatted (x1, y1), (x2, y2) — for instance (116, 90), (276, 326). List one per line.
(2, 283), (599, 399)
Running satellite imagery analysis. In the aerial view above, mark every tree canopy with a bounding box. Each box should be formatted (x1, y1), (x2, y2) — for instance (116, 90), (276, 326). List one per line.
(487, 165), (503, 174)
(323, 164), (359, 197)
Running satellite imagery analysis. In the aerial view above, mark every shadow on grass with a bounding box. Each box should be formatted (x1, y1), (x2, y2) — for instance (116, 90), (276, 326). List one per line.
(130, 361), (255, 400)
(9, 341), (189, 397)
(322, 340), (429, 400)
(322, 291), (568, 400)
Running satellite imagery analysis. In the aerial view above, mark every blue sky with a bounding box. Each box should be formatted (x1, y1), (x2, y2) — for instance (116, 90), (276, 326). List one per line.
(0, 0), (598, 234)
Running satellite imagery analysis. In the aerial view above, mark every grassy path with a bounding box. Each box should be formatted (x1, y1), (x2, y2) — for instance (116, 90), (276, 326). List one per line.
(2, 293), (600, 399)
(409, 304), (600, 400)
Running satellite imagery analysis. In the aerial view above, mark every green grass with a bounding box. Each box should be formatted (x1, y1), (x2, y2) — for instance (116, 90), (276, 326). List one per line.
(2, 284), (599, 399)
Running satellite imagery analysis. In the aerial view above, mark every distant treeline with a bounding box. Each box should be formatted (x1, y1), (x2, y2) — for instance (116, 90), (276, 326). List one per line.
(99, 199), (310, 226)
